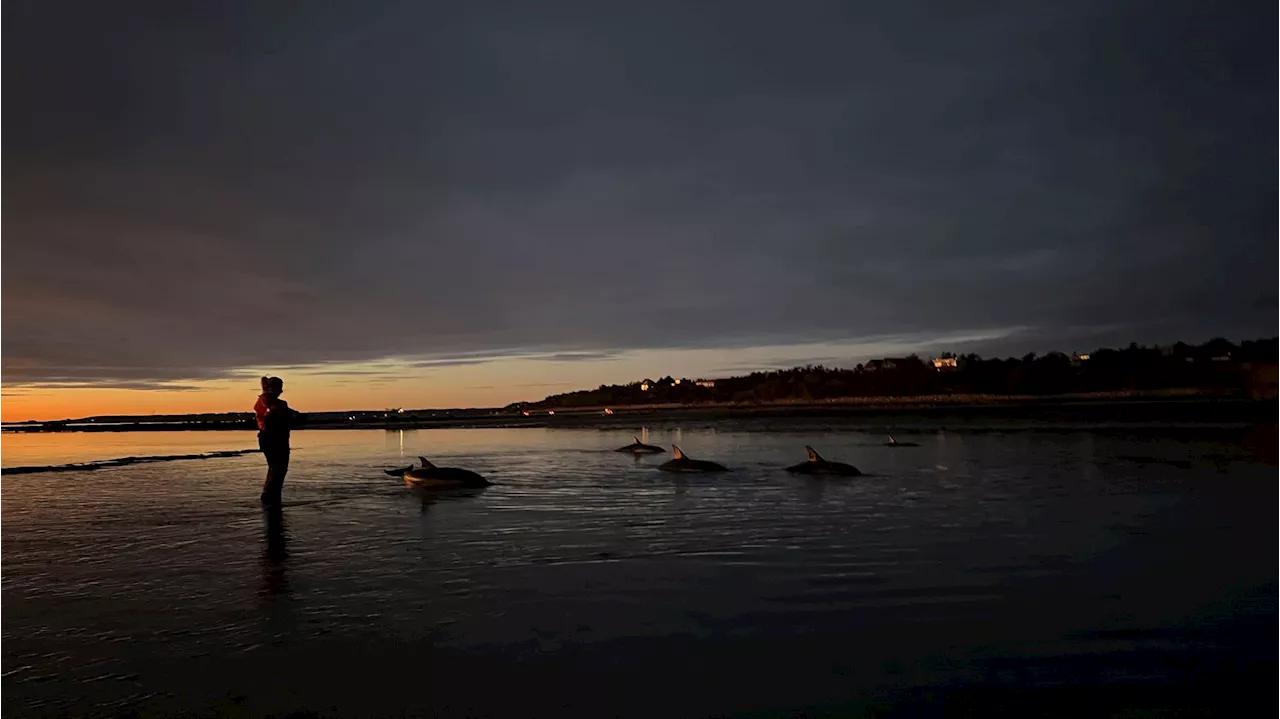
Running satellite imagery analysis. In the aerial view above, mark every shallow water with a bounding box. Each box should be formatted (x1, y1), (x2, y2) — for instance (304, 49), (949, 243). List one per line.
(3, 424), (1276, 717)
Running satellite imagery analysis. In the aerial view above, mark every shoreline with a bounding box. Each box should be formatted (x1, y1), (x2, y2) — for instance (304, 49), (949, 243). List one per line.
(3, 389), (1273, 433)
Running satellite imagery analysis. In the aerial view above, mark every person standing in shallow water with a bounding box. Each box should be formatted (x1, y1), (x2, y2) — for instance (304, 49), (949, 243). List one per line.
(255, 376), (302, 505)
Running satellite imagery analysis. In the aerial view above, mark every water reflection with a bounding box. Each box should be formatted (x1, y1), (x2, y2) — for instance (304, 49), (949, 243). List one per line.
(383, 428), (408, 456)
(801, 477), (827, 504)
(259, 505), (290, 598)
(415, 486), (436, 515)
(413, 485), (489, 515)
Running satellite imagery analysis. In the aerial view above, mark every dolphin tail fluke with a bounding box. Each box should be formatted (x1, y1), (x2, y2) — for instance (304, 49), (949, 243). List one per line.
(672, 446), (686, 460)
(418, 456), (437, 469)
(805, 446), (823, 462)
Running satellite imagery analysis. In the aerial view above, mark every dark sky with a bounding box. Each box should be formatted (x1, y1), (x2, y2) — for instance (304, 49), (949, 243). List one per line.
(5, 0), (1275, 389)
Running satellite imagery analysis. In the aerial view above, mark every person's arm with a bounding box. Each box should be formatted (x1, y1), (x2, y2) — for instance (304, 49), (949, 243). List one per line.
(263, 398), (292, 430)
(272, 399), (304, 427)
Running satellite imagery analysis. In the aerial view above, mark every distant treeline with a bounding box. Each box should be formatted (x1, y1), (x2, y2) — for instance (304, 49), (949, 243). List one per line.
(515, 337), (1278, 409)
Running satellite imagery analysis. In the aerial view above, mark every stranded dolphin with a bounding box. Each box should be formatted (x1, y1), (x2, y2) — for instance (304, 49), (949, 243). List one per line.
(785, 446), (862, 476)
(657, 446), (729, 473)
(615, 436), (666, 454)
(386, 456), (490, 488)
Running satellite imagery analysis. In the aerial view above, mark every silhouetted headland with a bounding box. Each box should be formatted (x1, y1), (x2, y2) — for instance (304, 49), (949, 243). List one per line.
(516, 336), (1277, 410)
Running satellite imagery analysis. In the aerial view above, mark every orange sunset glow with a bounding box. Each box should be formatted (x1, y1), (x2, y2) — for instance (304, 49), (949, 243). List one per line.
(1, 334), (1019, 422)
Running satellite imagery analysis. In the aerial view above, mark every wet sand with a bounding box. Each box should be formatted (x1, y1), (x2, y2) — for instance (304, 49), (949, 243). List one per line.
(3, 424), (1275, 717)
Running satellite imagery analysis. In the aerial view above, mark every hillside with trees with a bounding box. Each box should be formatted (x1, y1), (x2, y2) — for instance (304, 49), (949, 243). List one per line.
(513, 337), (1277, 410)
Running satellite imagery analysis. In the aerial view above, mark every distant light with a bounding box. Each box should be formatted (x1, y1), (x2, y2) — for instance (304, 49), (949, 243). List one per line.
(398, 408), (404, 413)
(548, 410), (555, 415)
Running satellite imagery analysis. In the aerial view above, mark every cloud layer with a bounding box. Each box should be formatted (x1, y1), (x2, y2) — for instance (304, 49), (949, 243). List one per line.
(5, 1), (1274, 388)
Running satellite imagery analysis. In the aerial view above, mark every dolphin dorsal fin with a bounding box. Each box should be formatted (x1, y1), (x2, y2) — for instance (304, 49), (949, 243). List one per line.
(634, 436), (643, 444)
(418, 456), (437, 469)
(672, 446), (686, 460)
(806, 446), (823, 462)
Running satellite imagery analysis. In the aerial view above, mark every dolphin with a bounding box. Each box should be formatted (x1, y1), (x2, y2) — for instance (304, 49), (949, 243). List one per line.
(657, 446), (729, 473)
(390, 456), (491, 488)
(615, 436), (666, 454)
(785, 446), (862, 476)
(885, 434), (920, 447)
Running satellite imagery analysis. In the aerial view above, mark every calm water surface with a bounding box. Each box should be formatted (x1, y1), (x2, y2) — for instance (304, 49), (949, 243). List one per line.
(3, 423), (1276, 717)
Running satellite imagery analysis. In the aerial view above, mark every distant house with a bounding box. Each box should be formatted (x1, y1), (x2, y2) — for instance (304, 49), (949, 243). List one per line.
(931, 357), (958, 370)
(695, 379), (716, 388)
(1070, 353), (1091, 365)
(865, 358), (905, 372)
(640, 378), (654, 391)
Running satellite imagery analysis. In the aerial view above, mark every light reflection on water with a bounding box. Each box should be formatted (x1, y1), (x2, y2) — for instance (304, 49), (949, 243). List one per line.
(2, 425), (1275, 717)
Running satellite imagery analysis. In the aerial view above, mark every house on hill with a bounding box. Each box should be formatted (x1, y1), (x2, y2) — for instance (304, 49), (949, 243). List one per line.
(865, 358), (909, 371)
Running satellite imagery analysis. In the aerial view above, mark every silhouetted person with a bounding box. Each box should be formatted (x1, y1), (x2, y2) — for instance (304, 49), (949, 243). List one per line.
(255, 376), (302, 505)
